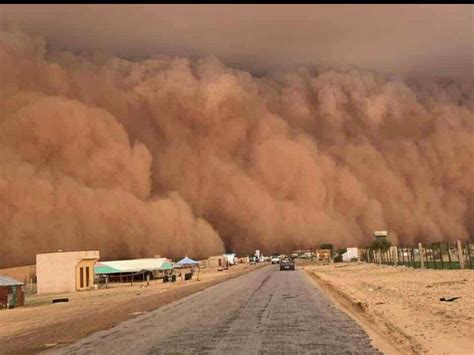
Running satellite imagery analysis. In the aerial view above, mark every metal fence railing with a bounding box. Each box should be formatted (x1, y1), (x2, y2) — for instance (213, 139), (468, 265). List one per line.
(363, 240), (473, 270)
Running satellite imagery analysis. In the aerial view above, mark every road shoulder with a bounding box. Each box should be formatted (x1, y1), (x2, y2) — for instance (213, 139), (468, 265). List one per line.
(303, 263), (474, 355)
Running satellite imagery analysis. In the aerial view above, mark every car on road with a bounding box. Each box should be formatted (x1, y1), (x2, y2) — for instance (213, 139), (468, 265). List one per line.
(271, 254), (280, 264)
(280, 257), (295, 271)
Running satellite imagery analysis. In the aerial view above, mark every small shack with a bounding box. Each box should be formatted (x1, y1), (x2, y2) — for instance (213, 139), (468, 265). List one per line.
(224, 253), (237, 266)
(237, 256), (250, 264)
(207, 255), (226, 268)
(0, 276), (25, 309)
(36, 250), (100, 294)
(316, 249), (332, 261)
(342, 247), (359, 262)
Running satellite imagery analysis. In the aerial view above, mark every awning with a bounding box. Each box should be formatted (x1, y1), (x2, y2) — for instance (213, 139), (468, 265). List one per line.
(177, 256), (199, 266)
(94, 263), (122, 274)
(159, 262), (174, 270)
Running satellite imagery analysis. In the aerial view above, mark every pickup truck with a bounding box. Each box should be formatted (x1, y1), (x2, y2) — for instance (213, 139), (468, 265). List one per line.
(280, 257), (295, 271)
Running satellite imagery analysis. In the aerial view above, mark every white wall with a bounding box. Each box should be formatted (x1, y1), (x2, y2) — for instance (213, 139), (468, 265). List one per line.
(36, 251), (99, 294)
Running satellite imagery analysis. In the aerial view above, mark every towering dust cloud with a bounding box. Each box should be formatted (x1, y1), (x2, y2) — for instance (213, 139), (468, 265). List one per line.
(0, 29), (473, 267)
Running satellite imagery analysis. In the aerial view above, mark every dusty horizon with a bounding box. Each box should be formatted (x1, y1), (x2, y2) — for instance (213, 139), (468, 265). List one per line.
(1, 4), (473, 79)
(0, 5), (472, 267)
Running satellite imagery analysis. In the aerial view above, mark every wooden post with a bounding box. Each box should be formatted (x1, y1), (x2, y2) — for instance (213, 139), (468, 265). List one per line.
(457, 240), (465, 269)
(446, 242), (453, 269)
(439, 243), (444, 269)
(418, 243), (424, 269)
(467, 241), (473, 269)
(425, 245), (430, 268)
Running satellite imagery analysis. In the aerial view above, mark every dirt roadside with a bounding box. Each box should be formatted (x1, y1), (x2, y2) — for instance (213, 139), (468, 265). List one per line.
(0, 263), (266, 354)
(303, 263), (473, 355)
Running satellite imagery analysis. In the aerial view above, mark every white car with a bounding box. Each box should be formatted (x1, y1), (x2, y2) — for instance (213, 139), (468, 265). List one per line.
(271, 255), (280, 264)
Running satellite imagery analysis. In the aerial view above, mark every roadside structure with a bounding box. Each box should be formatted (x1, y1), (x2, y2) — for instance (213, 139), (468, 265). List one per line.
(237, 256), (250, 264)
(224, 253), (237, 266)
(176, 256), (199, 268)
(316, 249), (332, 262)
(0, 275), (25, 308)
(176, 256), (199, 281)
(94, 258), (172, 282)
(36, 250), (100, 294)
(0, 265), (36, 285)
(342, 247), (359, 262)
(207, 255), (225, 268)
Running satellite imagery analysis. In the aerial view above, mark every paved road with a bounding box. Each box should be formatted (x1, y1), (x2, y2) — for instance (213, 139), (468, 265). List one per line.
(52, 265), (380, 355)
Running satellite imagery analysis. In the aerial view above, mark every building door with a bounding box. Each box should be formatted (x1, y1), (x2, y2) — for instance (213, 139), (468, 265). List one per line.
(80, 267), (84, 288)
(85, 267), (90, 287)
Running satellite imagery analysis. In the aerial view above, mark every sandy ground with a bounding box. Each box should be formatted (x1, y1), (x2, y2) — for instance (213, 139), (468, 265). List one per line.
(0, 263), (264, 354)
(304, 262), (474, 355)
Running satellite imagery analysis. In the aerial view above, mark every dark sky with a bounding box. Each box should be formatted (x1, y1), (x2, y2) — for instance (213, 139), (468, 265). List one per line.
(1, 4), (473, 78)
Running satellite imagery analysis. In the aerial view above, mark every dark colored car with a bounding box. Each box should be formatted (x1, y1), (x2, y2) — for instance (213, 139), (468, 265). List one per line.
(280, 257), (295, 271)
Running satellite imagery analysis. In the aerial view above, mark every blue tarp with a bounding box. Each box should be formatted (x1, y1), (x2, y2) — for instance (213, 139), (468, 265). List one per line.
(177, 256), (199, 266)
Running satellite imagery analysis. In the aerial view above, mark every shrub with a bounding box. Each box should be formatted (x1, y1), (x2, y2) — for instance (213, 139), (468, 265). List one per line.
(370, 239), (391, 252)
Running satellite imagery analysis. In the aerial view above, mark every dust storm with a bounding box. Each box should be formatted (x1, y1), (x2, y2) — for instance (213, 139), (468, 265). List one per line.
(0, 29), (472, 267)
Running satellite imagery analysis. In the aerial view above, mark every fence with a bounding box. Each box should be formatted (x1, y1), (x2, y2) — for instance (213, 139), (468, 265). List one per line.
(364, 240), (474, 269)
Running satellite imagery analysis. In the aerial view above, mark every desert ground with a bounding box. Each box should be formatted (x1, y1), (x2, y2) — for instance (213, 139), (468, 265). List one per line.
(304, 263), (474, 355)
(0, 263), (263, 354)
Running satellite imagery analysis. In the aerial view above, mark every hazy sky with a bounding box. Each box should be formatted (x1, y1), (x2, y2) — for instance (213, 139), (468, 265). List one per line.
(1, 4), (473, 77)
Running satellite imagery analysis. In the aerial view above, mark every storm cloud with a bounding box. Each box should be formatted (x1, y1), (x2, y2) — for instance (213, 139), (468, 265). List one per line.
(0, 6), (473, 267)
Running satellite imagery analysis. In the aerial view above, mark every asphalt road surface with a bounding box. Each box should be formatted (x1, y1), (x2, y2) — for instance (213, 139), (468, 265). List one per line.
(51, 265), (380, 355)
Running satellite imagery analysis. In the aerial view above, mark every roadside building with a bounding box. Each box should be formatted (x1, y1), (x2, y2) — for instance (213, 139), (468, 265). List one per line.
(224, 253), (237, 266)
(207, 255), (226, 268)
(316, 249), (332, 262)
(36, 250), (100, 294)
(342, 247), (359, 262)
(237, 256), (250, 264)
(0, 276), (25, 309)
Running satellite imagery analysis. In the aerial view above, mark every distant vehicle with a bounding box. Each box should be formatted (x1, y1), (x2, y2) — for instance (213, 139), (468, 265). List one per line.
(271, 254), (280, 264)
(280, 257), (295, 271)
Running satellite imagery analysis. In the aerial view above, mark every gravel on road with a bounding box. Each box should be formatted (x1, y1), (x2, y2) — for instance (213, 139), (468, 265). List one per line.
(50, 265), (380, 355)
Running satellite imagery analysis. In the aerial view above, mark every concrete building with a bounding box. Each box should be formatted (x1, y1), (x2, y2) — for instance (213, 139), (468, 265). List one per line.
(237, 256), (250, 264)
(0, 276), (25, 309)
(207, 255), (225, 268)
(36, 250), (100, 294)
(223, 253), (237, 266)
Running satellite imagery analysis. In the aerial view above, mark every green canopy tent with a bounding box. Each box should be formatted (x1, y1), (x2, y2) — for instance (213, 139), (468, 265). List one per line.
(159, 262), (174, 270)
(159, 261), (176, 283)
